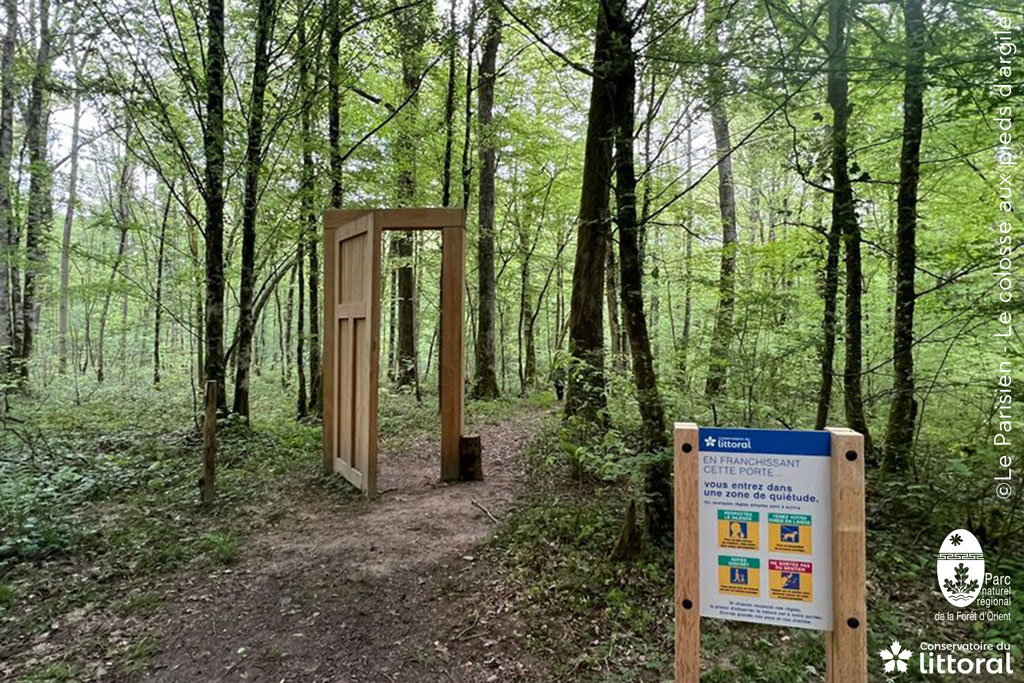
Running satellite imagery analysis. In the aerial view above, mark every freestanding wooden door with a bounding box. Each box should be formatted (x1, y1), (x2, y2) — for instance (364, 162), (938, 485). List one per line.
(323, 208), (466, 496)
(323, 212), (381, 494)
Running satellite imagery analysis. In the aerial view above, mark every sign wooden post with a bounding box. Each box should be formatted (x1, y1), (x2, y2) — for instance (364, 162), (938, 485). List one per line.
(674, 423), (700, 683)
(673, 424), (866, 683)
(824, 427), (867, 682)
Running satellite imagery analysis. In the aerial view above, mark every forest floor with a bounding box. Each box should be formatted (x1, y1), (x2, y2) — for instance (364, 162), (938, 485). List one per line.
(124, 408), (550, 682)
(0, 383), (555, 682)
(2, 381), (1021, 682)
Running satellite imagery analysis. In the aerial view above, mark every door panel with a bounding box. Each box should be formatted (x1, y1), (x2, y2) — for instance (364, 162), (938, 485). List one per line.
(324, 213), (379, 494)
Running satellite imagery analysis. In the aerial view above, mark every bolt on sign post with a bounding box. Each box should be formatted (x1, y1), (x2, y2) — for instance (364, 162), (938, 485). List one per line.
(674, 423), (866, 683)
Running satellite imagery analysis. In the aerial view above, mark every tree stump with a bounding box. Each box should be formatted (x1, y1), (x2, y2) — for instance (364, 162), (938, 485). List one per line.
(458, 435), (483, 481)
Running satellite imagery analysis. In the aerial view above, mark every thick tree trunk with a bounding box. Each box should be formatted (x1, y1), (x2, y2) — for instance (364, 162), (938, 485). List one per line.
(472, 3), (501, 400)
(565, 3), (615, 424)
(606, 0), (669, 543)
(59, 42), (85, 377)
(884, 0), (924, 470)
(0, 0), (14, 374)
(605, 240), (624, 372)
(828, 0), (872, 447)
(153, 187), (172, 385)
(232, 0), (275, 420)
(19, 0), (54, 382)
(703, 0), (738, 399)
(204, 0), (228, 413)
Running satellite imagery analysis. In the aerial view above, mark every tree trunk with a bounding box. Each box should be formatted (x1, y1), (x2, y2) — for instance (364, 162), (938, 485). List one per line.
(814, 210), (842, 430)
(607, 0), (669, 542)
(188, 213), (204, 383)
(703, 0), (738, 399)
(297, 245), (308, 417)
(19, 0), (54, 383)
(565, 3), (616, 424)
(203, 0), (228, 413)
(59, 39), (85, 377)
(828, 0), (872, 447)
(460, 0), (476, 210)
(517, 220), (536, 393)
(393, 1), (427, 394)
(232, 0), (275, 420)
(98, 228), (128, 384)
(441, 0), (458, 207)
(0, 0), (14, 374)
(472, 3), (501, 400)
(605, 240), (624, 371)
(327, 0), (343, 206)
(154, 187), (172, 385)
(302, 13), (322, 418)
(884, 0), (924, 470)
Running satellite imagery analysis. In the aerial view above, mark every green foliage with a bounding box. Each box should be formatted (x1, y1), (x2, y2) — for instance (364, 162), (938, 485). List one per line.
(197, 531), (241, 566)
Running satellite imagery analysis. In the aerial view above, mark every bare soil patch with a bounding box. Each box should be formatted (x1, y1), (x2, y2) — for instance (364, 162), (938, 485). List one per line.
(126, 410), (550, 682)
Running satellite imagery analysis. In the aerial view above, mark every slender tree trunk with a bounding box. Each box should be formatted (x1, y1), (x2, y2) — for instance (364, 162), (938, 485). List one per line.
(284, 263), (295, 382)
(204, 0), (228, 413)
(703, 0), (738, 399)
(59, 42), (85, 376)
(393, 1), (427, 394)
(232, 0), (275, 420)
(154, 187), (172, 385)
(517, 221), (535, 393)
(0, 0), (15, 374)
(328, 0), (343, 206)
(605, 240), (624, 371)
(472, 2), (501, 399)
(884, 0), (924, 470)
(188, 214), (204, 382)
(297, 13), (322, 416)
(441, 0), (457, 207)
(297, 243), (308, 417)
(815, 212), (842, 430)
(460, 0), (476, 210)
(98, 229), (128, 384)
(828, 0), (871, 447)
(19, 0), (54, 382)
(565, 3), (616, 424)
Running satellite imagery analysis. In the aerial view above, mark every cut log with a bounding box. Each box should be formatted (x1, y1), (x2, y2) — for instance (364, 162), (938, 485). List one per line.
(458, 435), (483, 481)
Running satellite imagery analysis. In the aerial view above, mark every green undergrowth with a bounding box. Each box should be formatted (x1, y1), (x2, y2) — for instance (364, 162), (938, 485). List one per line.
(489, 420), (1023, 682)
(0, 374), (549, 679)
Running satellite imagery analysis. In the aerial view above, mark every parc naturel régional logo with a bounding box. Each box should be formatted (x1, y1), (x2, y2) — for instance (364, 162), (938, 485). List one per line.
(937, 529), (985, 607)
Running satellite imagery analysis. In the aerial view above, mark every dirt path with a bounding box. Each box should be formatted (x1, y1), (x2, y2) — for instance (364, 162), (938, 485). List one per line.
(130, 410), (549, 683)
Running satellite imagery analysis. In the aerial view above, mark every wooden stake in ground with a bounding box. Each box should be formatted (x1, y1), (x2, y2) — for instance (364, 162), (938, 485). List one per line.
(202, 379), (217, 506)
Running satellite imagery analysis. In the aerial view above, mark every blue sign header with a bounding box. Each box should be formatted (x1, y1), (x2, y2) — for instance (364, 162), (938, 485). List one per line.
(698, 427), (831, 457)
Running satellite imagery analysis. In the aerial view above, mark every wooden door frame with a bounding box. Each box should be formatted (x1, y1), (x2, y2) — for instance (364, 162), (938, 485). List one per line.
(323, 208), (466, 495)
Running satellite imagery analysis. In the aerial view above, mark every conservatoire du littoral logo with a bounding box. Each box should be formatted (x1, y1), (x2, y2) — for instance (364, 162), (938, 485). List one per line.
(937, 528), (985, 606)
(878, 640), (914, 674)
